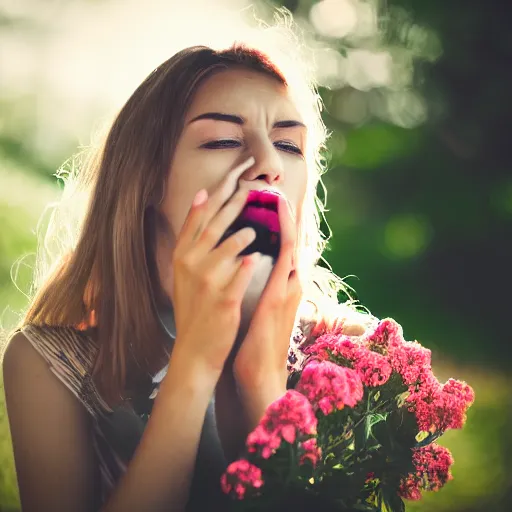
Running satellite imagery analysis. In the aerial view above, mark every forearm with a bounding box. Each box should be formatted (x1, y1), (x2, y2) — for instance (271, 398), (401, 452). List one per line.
(101, 346), (217, 512)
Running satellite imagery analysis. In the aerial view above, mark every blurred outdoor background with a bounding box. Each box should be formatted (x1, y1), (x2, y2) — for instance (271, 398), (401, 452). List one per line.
(0, 0), (511, 511)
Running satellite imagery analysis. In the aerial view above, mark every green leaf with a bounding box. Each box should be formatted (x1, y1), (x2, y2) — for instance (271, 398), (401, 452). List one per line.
(369, 414), (388, 429)
(354, 416), (370, 451)
(372, 423), (386, 446)
(396, 391), (410, 408)
(414, 430), (443, 448)
(386, 492), (406, 512)
(353, 504), (379, 511)
(380, 486), (406, 512)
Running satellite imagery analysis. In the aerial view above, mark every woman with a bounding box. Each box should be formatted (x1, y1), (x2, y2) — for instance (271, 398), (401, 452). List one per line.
(2, 39), (375, 512)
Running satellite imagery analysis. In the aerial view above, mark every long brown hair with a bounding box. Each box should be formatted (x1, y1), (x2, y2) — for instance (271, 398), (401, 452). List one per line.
(13, 42), (374, 406)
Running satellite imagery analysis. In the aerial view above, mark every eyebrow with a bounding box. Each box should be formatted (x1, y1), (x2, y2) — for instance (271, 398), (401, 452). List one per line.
(187, 112), (306, 129)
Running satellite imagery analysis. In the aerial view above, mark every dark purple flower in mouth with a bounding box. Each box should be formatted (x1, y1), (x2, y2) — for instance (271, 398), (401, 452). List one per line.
(241, 190), (280, 232)
(217, 189), (282, 260)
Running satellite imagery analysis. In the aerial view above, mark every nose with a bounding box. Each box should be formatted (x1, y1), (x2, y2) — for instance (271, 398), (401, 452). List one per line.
(240, 139), (283, 185)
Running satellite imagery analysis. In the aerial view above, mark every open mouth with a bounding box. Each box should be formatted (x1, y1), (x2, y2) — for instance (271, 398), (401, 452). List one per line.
(217, 190), (282, 260)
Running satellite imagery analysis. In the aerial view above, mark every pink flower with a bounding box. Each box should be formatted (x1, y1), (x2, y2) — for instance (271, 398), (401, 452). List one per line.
(303, 333), (340, 361)
(352, 348), (392, 387)
(246, 426), (282, 459)
(299, 437), (322, 467)
(399, 443), (454, 500)
(390, 340), (432, 386)
(414, 444), (454, 492)
(221, 459), (264, 500)
(440, 379), (475, 430)
(304, 335), (392, 387)
(336, 337), (361, 361)
(407, 375), (443, 432)
(246, 390), (317, 459)
(407, 376), (475, 432)
(366, 318), (404, 352)
(303, 333), (360, 363)
(443, 378), (475, 406)
(398, 477), (422, 501)
(365, 472), (376, 483)
(296, 360), (364, 414)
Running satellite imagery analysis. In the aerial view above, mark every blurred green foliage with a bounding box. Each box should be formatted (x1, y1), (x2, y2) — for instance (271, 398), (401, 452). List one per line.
(1, 0), (511, 510)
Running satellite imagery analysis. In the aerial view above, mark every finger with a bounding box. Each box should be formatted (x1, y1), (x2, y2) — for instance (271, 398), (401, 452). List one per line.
(175, 188), (209, 255)
(177, 157), (255, 251)
(224, 252), (261, 301)
(202, 156), (255, 227)
(277, 195), (297, 266)
(204, 227), (257, 284)
(188, 186), (252, 260)
(287, 267), (303, 305)
(262, 195), (297, 293)
(210, 226), (257, 265)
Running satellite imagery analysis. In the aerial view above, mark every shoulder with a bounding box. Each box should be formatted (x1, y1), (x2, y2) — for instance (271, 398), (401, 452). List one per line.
(2, 330), (100, 512)
(297, 299), (379, 342)
(2, 329), (93, 426)
(3, 325), (110, 416)
(19, 323), (99, 362)
(2, 329), (83, 405)
(2, 330), (43, 380)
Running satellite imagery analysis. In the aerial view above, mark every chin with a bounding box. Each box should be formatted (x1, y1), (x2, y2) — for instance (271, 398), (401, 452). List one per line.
(249, 254), (273, 285)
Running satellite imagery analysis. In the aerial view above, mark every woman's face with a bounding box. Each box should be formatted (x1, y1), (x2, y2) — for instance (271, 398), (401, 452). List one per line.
(158, 67), (308, 300)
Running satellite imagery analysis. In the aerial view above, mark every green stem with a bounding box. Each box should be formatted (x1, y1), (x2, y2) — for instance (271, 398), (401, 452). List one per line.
(353, 399), (392, 431)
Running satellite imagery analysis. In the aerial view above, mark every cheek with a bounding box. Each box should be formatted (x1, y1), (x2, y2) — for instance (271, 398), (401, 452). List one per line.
(291, 166), (308, 245)
(163, 154), (228, 239)
(292, 164), (308, 221)
(161, 169), (195, 240)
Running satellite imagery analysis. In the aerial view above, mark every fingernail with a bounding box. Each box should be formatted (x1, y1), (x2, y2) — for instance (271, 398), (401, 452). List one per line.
(192, 189), (208, 206)
(236, 156), (255, 172)
(279, 195), (292, 216)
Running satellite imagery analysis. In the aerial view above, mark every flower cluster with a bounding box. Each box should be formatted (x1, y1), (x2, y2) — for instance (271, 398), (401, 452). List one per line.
(303, 332), (394, 388)
(295, 360), (363, 414)
(299, 437), (322, 467)
(304, 318), (474, 436)
(221, 460), (264, 500)
(407, 375), (475, 432)
(390, 339), (431, 385)
(399, 443), (454, 500)
(222, 317), (474, 511)
(246, 390), (317, 459)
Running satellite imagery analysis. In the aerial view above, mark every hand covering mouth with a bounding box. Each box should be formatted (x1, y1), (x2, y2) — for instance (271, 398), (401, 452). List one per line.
(216, 189), (283, 260)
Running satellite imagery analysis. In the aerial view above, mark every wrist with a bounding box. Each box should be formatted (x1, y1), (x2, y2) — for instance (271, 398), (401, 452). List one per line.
(163, 341), (220, 394)
(238, 379), (287, 431)
(236, 367), (288, 398)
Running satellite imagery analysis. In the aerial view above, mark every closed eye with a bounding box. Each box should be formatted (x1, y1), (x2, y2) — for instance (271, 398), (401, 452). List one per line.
(201, 139), (241, 149)
(201, 139), (303, 156)
(274, 140), (303, 156)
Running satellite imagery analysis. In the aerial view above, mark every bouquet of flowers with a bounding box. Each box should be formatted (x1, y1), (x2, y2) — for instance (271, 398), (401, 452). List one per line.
(221, 318), (475, 511)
